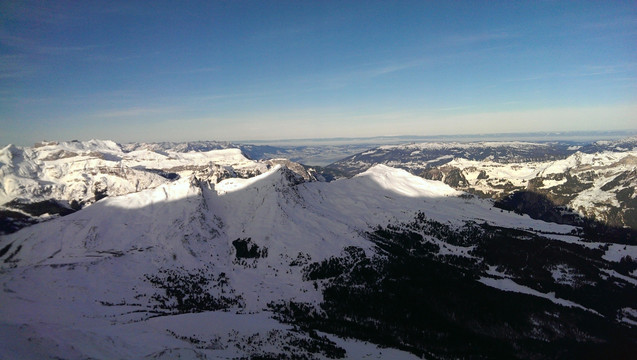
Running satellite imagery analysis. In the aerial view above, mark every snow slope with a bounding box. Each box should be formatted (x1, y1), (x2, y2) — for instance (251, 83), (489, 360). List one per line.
(0, 141), (271, 206)
(0, 141), (302, 235)
(1, 138), (637, 358)
(444, 150), (637, 226)
(3, 159), (629, 358)
(325, 138), (637, 229)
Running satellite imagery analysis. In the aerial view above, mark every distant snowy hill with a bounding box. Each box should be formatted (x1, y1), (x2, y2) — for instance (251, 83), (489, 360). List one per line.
(326, 137), (637, 230)
(326, 141), (575, 176)
(1, 138), (637, 358)
(123, 139), (374, 166)
(326, 137), (637, 176)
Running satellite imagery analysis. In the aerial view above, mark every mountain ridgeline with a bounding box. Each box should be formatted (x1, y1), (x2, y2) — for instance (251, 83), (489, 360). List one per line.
(325, 137), (637, 231)
(1, 137), (636, 359)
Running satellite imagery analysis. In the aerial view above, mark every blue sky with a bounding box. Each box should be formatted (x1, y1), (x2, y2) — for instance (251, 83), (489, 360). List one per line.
(1, 0), (636, 145)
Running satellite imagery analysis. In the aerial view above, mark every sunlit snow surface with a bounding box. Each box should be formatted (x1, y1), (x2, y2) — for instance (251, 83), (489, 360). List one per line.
(0, 140), (266, 206)
(1, 139), (636, 358)
(329, 137), (637, 229)
(1, 164), (465, 358)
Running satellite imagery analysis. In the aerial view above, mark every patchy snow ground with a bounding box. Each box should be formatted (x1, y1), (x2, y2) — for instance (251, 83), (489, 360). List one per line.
(478, 277), (601, 315)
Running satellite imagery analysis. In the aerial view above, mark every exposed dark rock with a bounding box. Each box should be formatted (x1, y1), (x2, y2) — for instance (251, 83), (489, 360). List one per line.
(443, 168), (468, 187)
(232, 238), (268, 259)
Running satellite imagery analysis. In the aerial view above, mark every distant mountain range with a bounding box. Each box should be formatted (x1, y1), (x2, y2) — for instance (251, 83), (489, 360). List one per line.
(1, 137), (636, 359)
(324, 137), (637, 230)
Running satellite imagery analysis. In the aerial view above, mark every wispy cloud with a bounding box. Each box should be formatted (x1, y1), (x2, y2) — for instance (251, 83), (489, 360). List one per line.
(1, 1), (78, 26)
(364, 60), (425, 77)
(187, 92), (250, 102)
(1, 0), (128, 26)
(4, 89), (146, 108)
(444, 31), (516, 45)
(505, 63), (637, 83)
(295, 39), (522, 91)
(576, 63), (637, 76)
(0, 54), (37, 78)
(0, 31), (104, 55)
(295, 58), (428, 90)
(252, 25), (313, 41)
(162, 67), (220, 75)
(84, 53), (144, 64)
(91, 106), (182, 119)
(580, 16), (637, 30)
(435, 106), (471, 112)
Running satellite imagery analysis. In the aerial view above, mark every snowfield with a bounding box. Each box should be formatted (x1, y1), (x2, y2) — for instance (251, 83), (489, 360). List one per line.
(1, 139), (636, 358)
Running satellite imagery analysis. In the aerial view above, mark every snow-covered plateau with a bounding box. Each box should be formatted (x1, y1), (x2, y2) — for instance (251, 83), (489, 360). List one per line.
(1, 139), (637, 359)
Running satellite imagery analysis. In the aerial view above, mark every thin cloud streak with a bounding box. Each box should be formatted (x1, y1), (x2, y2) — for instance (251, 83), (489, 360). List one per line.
(294, 58), (429, 91)
(579, 17), (637, 30)
(84, 53), (145, 64)
(1, 0), (130, 26)
(435, 106), (471, 112)
(0, 54), (37, 79)
(0, 31), (105, 55)
(444, 31), (517, 45)
(505, 63), (637, 83)
(162, 67), (220, 75)
(90, 106), (183, 119)
(294, 39), (522, 92)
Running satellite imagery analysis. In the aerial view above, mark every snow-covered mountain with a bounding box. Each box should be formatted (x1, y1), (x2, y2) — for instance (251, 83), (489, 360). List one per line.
(430, 150), (637, 229)
(0, 140), (320, 235)
(122, 139), (375, 166)
(2, 139), (637, 359)
(325, 141), (576, 176)
(327, 137), (637, 230)
(327, 137), (637, 176)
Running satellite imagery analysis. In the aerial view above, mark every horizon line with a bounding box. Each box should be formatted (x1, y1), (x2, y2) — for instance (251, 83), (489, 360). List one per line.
(7, 129), (637, 148)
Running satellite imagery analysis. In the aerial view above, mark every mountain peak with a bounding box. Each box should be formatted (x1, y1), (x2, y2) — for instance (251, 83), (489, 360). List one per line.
(357, 164), (459, 198)
(2, 138), (637, 359)
(0, 144), (18, 166)
(214, 164), (303, 195)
